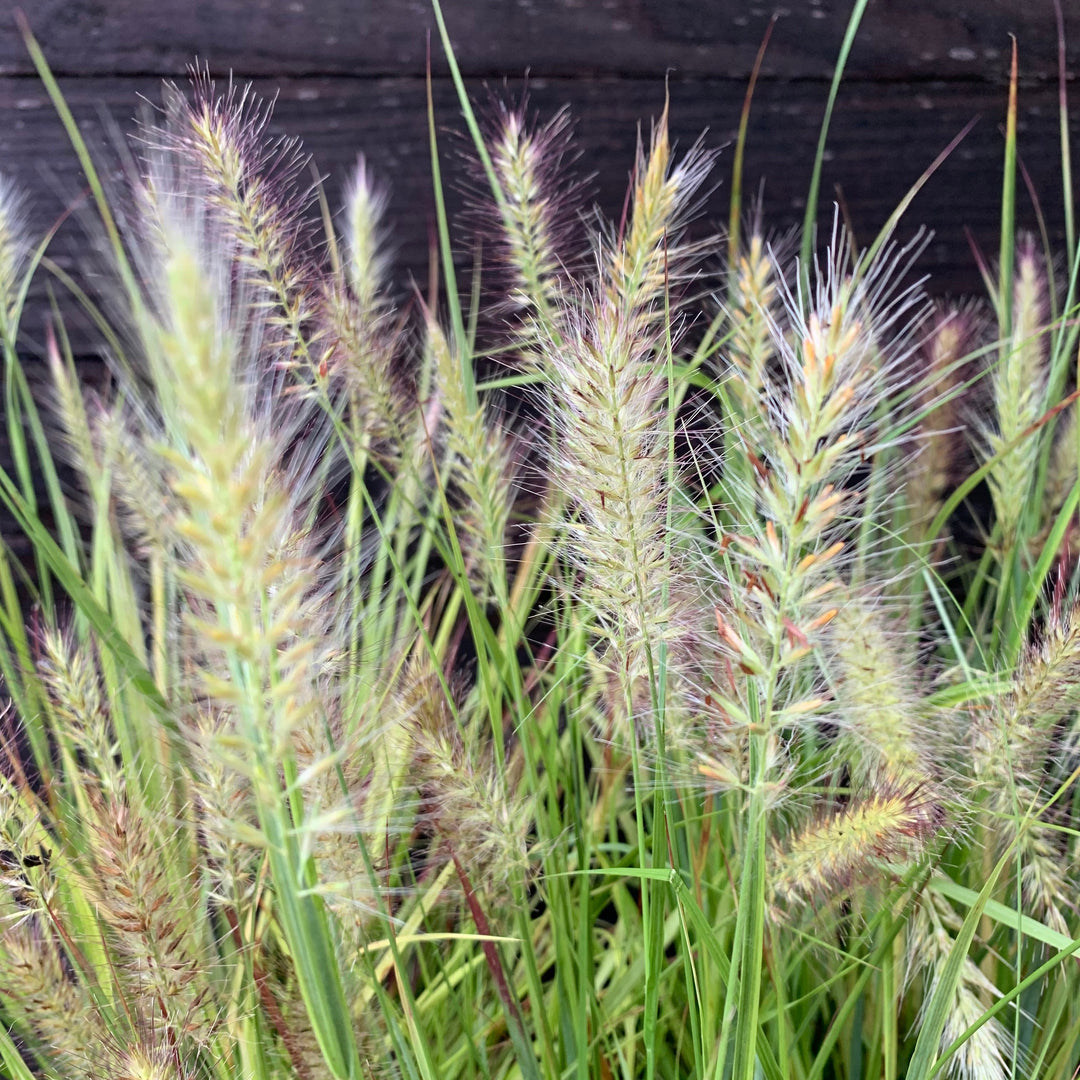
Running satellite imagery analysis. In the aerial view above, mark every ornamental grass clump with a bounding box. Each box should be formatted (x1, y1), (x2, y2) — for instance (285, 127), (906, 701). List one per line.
(3, 5), (1080, 1079)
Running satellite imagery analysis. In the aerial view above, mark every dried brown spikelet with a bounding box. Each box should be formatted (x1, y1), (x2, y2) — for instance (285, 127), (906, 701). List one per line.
(905, 302), (980, 535)
(82, 795), (216, 1048)
(696, 705), (790, 806)
(770, 784), (943, 915)
(276, 975), (353, 1080)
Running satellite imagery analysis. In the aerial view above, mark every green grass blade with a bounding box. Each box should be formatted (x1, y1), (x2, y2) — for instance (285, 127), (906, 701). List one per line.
(1054, 0), (1075, 269)
(0, 464), (168, 720)
(18, 15), (142, 316)
(798, 0), (870, 292)
(728, 16), (776, 263)
(424, 41), (472, 408)
(928, 875), (1075, 952)
(905, 854), (1010, 1080)
(997, 38), (1019, 344)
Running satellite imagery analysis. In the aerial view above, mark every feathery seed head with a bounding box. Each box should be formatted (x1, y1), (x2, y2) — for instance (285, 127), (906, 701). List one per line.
(316, 279), (406, 453)
(425, 314), (516, 602)
(186, 708), (260, 909)
(1042, 402), (1079, 552)
(606, 103), (714, 328)
(143, 71), (318, 383)
(37, 627), (124, 797)
(978, 233), (1049, 548)
(911, 893), (1010, 1080)
(905, 302), (981, 534)
(315, 156), (410, 451)
(540, 293), (677, 706)
(976, 604), (1080, 785)
(485, 100), (582, 319)
(2, 780), (98, 1067)
(92, 401), (175, 555)
(1013, 233), (1049, 362)
(703, 241), (924, 796)
(828, 594), (929, 786)
(1012, 605), (1080, 731)
(343, 155), (390, 318)
(0, 772), (55, 921)
(46, 330), (111, 514)
(727, 232), (779, 408)
(81, 794), (217, 1046)
(758, 231), (926, 504)
(0, 918), (103, 1078)
(114, 125), (354, 937)
(400, 659), (531, 886)
(721, 231), (928, 645)
(937, 984), (1009, 1080)
(15, 65), (1079, 1078)
(110, 1043), (187, 1080)
(1014, 823), (1071, 937)
(771, 783), (943, 916)
(132, 205), (242, 460)
(972, 607), (1080, 930)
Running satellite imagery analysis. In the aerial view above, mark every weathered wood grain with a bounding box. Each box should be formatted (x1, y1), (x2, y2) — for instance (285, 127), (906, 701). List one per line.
(1, 71), (1072, 342)
(0, 0), (1073, 82)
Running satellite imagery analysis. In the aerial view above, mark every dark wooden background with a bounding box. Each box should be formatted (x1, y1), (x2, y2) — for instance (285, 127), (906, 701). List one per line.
(0, 0), (1077, 553)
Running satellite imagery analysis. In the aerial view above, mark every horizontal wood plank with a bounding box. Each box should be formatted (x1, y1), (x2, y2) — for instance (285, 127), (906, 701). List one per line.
(1, 72), (1072, 335)
(0, 1), (1073, 82)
